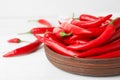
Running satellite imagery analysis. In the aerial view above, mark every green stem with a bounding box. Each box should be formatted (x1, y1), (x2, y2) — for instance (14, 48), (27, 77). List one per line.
(60, 31), (72, 37)
(109, 19), (114, 25)
(72, 13), (79, 20)
(17, 31), (31, 35)
(20, 40), (29, 43)
(72, 12), (75, 20)
(28, 20), (38, 22)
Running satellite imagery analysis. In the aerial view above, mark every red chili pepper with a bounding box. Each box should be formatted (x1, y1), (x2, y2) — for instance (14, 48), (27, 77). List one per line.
(29, 19), (52, 27)
(8, 38), (26, 43)
(66, 34), (84, 40)
(33, 34), (44, 42)
(3, 40), (41, 57)
(113, 17), (120, 29)
(34, 33), (81, 57)
(71, 14), (112, 28)
(67, 21), (115, 51)
(31, 27), (54, 34)
(71, 19), (90, 26)
(108, 28), (120, 43)
(86, 26), (106, 38)
(61, 22), (91, 35)
(79, 14), (98, 21)
(61, 37), (89, 45)
(53, 27), (71, 38)
(58, 34), (90, 45)
(96, 16), (112, 27)
(77, 38), (120, 58)
(90, 50), (120, 59)
(19, 27), (54, 34)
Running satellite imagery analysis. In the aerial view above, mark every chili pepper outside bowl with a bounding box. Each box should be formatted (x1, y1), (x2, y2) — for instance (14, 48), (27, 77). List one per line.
(44, 45), (120, 77)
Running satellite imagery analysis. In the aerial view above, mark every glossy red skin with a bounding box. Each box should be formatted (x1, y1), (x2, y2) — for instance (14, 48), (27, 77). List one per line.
(79, 14), (98, 21)
(31, 27), (54, 34)
(113, 17), (120, 29)
(108, 28), (120, 43)
(34, 34), (44, 42)
(61, 35), (90, 45)
(38, 19), (52, 27)
(53, 27), (64, 39)
(86, 26), (106, 38)
(36, 33), (81, 57)
(71, 19), (90, 23)
(77, 38), (120, 58)
(72, 14), (112, 28)
(8, 38), (21, 43)
(90, 50), (120, 59)
(71, 21), (108, 38)
(3, 40), (41, 57)
(61, 22), (91, 35)
(67, 24), (115, 51)
(62, 37), (89, 45)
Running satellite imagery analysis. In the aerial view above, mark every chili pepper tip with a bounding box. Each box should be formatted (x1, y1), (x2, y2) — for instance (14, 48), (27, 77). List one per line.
(3, 51), (14, 57)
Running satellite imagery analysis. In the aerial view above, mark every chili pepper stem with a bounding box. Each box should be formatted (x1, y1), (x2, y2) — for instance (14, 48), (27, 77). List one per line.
(72, 13), (79, 20)
(20, 40), (29, 43)
(72, 13), (75, 20)
(109, 20), (114, 25)
(60, 32), (72, 37)
(17, 31), (31, 35)
(28, 20), (38, 23)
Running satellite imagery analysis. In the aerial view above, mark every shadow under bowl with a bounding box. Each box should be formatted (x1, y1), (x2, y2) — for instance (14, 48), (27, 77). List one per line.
(44, 45), (120, 77)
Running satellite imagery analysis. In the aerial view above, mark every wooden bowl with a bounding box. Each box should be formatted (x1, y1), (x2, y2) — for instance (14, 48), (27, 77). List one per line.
(44, 45), (120, 77)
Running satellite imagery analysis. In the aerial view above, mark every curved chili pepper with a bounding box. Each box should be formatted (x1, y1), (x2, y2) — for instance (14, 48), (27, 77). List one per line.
(79, 14), (98, 21)
(71, 20), (90, 26)
(86, 26), (106, 38)
(3, 40), (41, 57)
(38, 19), (52, 27)
(19, 27), (54, 34)
(77, 38), (120, 58)
(61, 22), (91, 35)
(34, 33), (81, 57)
(67, 22), (115, 51)
(29, 19), (52, 27)
(90, 50), (120, 59)
(72, 14), (112, 28)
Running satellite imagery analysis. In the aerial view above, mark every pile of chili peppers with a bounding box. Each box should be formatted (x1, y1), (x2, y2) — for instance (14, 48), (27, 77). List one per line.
(3, 13), (120, 59)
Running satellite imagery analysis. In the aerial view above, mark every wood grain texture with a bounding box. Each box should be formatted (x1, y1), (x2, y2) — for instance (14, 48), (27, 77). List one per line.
(44, 45), (120, 77)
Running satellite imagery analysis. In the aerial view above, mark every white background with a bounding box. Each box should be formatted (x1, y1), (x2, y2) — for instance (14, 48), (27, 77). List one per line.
(0, 0), (120, 80)
(0, 0), (120, 17)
